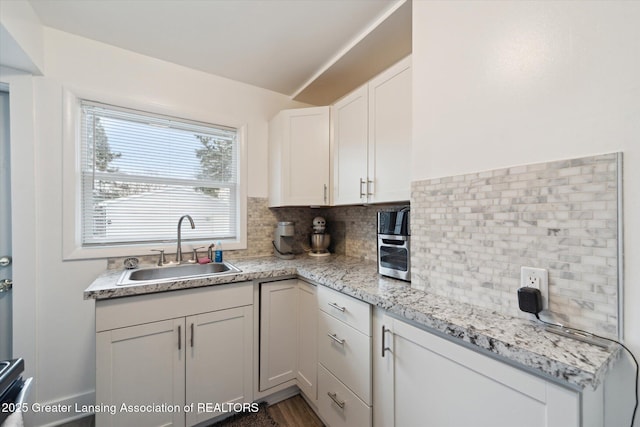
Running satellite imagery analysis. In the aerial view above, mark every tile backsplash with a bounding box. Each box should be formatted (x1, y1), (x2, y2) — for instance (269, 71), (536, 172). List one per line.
(411, 153), (620, 338)
(265, 202), (384, 261)
(108, 199), (381, 268)
(108, 153), (621, 338)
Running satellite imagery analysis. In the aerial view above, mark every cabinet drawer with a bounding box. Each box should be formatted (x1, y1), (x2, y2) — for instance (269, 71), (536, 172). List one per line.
(318, 286), (371, 335)
(318, 364), (371, 427)
(96, 281), (253, 332)
(318, 311), (371, 404)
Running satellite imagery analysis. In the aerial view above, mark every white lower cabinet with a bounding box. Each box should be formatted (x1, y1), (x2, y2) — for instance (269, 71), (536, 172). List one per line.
(259, 279), (318, 401)
(297, 281), (319, 400)
(96, 279), (617, 427)
(373, 309), (600, 427)
(259, 279), (299, 390)
(318, 364), (372, 427)
(317, 286), (371, 427)
(185, 306), (253, 426)
(96, 319), (186, 427)
(95, 282), (254, 427)
(318, 311), (371, 404)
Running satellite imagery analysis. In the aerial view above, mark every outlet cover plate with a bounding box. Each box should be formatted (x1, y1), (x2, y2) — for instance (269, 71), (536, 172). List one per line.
(521, 267), (549, 310)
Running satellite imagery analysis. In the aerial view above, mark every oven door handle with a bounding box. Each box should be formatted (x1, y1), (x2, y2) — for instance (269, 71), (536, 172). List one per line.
(378, 234), (408, 241)
(378, 234), (409, 246)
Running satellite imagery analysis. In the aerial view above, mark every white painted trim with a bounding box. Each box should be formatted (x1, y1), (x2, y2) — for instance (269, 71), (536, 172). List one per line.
(258, 386), (301, 408)
(24, 390), (96, 427)
(616, 152), (624, 342)
(0, 71), (39, 400)
(61, 86), (249, 260)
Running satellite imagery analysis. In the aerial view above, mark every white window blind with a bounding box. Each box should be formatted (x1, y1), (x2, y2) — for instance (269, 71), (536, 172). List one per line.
(80, 100), (239, 247)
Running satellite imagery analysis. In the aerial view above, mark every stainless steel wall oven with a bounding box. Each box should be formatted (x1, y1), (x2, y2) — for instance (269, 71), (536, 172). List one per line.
(377, 208), (410, 282)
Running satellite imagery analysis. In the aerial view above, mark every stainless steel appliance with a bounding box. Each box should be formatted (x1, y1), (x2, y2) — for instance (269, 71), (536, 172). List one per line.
(0, 358), (32, 425)
(377, 208), (410, 281)
(273, 221), (295, 260)
(309, 216), (330, 257)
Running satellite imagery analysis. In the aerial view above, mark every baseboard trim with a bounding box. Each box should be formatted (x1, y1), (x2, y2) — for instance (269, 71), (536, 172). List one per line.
(24, 390), (96, 427)
(256, 385), (300, 406)
(254, 379), (298, 401)
(298, 390), (319, 415)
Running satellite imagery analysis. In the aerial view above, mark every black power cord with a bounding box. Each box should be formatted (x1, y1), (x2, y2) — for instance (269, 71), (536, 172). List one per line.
(535, 313), (638, 427)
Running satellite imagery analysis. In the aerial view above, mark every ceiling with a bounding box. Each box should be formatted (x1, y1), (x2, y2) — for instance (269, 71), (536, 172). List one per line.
(29, 0), (411, 105)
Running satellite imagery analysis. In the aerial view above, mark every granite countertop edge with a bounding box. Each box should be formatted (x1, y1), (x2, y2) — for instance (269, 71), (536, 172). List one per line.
(84, 255), (621, 390)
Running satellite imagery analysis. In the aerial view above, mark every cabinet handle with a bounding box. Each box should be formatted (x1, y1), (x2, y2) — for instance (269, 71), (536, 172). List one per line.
(382, 325), (391, 358)
(328, 301), (346, 312)
(323, 184), (328, 204)
(327, 333), (345, 345)
(190, 323), (194, 348)
(178, 325), (182, 350)
(367, 179), (374, 196)
(359, 178), (366, 198)
(327, 391), (345, 409)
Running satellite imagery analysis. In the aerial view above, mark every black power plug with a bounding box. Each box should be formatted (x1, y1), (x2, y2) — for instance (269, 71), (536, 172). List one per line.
(518, 287), (542, 314)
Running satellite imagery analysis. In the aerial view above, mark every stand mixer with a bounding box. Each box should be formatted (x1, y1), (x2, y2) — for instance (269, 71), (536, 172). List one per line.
(309, 216), (331, 257)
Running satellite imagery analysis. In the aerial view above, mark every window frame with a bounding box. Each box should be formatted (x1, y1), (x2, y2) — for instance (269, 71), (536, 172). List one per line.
(62, 87), (247, 260)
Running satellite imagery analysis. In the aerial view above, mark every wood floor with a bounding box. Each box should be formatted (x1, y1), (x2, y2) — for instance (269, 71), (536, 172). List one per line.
(59, 395), (323, 427)
(267, 395), (325, 427)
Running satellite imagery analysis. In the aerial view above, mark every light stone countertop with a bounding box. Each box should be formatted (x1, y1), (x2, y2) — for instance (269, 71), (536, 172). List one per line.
(84, 254), (621, 391)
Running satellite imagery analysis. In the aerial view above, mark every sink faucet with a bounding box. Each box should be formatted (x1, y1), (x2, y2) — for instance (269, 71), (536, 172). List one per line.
(176, 215), (195, 263)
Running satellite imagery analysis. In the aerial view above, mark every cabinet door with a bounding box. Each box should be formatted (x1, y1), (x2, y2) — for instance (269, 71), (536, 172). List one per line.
(269, 107), (330, 206)
(259, 279), (298, 391)
(297, 281), (318, 400)
(367, 56), (412, 204)
(185, 306), (253, 426)
(332, 85), (369, 205)
(96, 319), (185, 427)
(374, 312), (580, 427)
(372, 311), (393, 427)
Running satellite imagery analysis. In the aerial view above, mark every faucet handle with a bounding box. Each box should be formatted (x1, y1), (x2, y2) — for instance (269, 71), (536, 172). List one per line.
(151, 249), (167, 266)
(191, 247), (205, 263)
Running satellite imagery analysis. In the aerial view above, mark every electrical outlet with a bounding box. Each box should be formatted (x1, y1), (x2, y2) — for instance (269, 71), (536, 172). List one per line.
(520, 267), (549, 310)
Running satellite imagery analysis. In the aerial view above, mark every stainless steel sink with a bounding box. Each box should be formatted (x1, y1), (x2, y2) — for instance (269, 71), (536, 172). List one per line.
(117, 261), (241, 286)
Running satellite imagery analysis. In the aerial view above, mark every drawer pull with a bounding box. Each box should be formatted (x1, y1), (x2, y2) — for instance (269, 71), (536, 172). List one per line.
(327, 391), (345, 409)
(178, 325), (182, 350)
(328, 301), (346, 312)
(382, 325), (391, 358)
(327, 333), (345, 345)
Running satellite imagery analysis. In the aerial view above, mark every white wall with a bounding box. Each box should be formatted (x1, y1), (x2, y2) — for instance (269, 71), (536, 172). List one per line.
(0, 0), (44, 74)
(412, 1), (640, 424)
(3, 25), (307, 426)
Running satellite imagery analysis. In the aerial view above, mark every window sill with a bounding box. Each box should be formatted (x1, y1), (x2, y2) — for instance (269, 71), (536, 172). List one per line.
(63, 239), (247, 261)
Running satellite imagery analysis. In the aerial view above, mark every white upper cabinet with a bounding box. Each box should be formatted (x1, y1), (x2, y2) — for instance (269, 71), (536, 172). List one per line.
(331, 85), (369, 205)
(269, 106), (330, 207)
(332, 56), (412, 205)
(367, 56), (412, 203)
